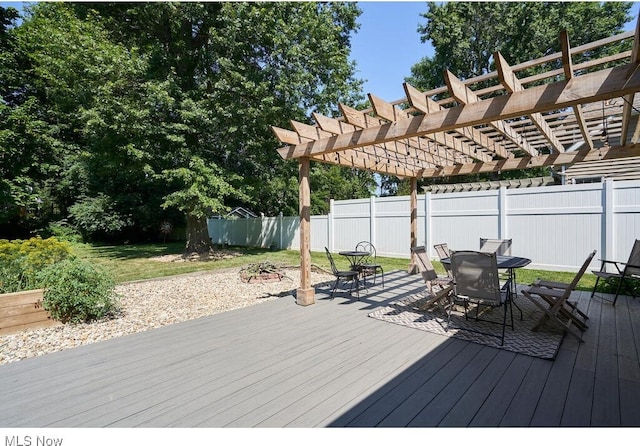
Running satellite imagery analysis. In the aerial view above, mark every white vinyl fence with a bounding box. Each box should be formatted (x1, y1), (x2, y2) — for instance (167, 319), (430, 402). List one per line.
(208, 179), (640, 272)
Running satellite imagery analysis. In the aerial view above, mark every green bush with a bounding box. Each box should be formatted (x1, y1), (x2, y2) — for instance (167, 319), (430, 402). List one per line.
(0, 237), (72, 293)
(595, 275), (640, 296)
(45, 220), (84, 243)
(37, 258), (120, 323)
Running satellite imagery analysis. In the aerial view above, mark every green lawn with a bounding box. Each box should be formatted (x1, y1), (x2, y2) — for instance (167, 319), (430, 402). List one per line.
(71, 242), (600, 292)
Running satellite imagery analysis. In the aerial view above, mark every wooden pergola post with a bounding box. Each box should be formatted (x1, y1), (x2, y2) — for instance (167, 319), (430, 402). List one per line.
(408, 177), (418, 274)
(297, 157), (315, 306)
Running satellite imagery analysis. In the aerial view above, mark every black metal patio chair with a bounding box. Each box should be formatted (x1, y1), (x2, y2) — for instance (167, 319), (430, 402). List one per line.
(325, 247), (360, 299)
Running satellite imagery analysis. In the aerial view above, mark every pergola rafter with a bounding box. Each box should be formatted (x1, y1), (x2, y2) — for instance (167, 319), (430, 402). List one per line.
(367, 94), (491, 164)
(495, 52), (565, 153)
(270, 23), (640, 305)
(403, 82), (508, 162)
(445, 69), (538, 157)
(312, 113), (454, 170)
(560, 30), (595, 151)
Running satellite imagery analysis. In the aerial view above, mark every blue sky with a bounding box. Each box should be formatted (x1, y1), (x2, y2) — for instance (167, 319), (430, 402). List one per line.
(351, 1), (640, 102)
(351, 1), (433, 102)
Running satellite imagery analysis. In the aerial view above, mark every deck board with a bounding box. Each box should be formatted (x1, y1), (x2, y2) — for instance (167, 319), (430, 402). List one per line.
(1, 269), (639, 427)
(560, 291), (600, 426)
(591, 290), (621, 426)
(470, 353), (535, 427)
(439, 349), (516, 427)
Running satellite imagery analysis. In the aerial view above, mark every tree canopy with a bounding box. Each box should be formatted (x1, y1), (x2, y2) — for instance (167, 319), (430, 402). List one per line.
(0, 2), (373, 250)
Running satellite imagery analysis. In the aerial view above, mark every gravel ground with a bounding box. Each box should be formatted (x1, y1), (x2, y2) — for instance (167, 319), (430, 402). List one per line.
(0, 267), (334, 366)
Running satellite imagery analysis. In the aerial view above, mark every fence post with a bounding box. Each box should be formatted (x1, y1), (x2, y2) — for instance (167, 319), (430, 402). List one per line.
(499, 186), (508, 239)
(425, 191), (432, 256)
(370, 195), (376, 245)
(328, 199), (335, 252)
(278, 212), (283, 249)
(245, 217), (250, 247)
(603, 179), (615, 267)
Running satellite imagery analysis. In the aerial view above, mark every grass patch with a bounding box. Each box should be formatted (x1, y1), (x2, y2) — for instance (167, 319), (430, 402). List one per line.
(70, 242), (599, 291)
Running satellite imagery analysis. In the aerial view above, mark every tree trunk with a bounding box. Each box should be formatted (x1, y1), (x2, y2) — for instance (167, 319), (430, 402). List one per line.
(184, 214), (215, 257)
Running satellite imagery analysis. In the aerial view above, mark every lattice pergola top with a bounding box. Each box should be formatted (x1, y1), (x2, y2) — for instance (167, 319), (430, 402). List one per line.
(272, 22), (640, 180)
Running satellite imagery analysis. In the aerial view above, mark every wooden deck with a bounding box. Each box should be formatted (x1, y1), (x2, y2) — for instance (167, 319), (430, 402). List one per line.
(1, 270), (639, 427)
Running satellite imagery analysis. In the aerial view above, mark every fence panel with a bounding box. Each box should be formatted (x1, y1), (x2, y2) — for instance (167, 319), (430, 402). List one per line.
(333, 198), (371, 252)
(374, 196), (412, 258)
(612, 180), (640, 262)
(207, 180), (640, 272)
(507, 184), (603, 271)
(430, 189), (501, 255)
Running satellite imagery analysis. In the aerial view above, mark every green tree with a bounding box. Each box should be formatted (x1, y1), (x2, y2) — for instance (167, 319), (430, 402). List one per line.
(1, 2), (370, 247)
(3, 3), (167, 242)
(161, 156), (246, 256)
(409, 1), (632, 90)
(310, 165), (377, 214)
(71, 2), (368, 252)
(0, 5), (55, 237)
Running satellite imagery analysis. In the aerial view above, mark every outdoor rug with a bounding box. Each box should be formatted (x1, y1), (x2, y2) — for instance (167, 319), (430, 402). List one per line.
(368, 292), (566, 360)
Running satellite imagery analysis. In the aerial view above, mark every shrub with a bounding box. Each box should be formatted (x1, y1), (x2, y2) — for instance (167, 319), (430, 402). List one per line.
(37, 258), (120, 323)
(595, 275), (640, 296)
(45, 220), (84, 243)
(0, 237), (72, 293)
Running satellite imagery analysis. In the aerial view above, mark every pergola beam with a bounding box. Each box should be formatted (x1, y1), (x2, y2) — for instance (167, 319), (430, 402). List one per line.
(278, 63), (640, 162)
(419, 143), (640, 178)
(403, 82), (510, 161)
(284, 119), (423, 177)
(495, 51), (565, 153)
(338, 103), (467, 168)
(312, 112), (449, 170)
(446, 69), (538, 157)
(369, 93), (493, 163)
(560, 30), (594, 151)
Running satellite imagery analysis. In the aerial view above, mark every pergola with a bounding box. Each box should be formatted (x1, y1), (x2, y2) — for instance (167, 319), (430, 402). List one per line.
(272, 22), (640, 306)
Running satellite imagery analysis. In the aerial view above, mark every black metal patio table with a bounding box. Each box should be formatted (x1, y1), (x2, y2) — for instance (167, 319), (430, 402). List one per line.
(338, 250), (370, 271)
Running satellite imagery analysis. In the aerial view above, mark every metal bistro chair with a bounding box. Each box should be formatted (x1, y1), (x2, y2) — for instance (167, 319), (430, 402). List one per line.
(325, 248), (360, 300)
(355, 241), (384, 288)
(449, 250), (514, 346)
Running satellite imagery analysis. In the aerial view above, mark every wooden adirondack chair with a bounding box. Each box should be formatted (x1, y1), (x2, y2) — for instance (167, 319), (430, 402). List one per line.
(521, 250), (596, 342)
